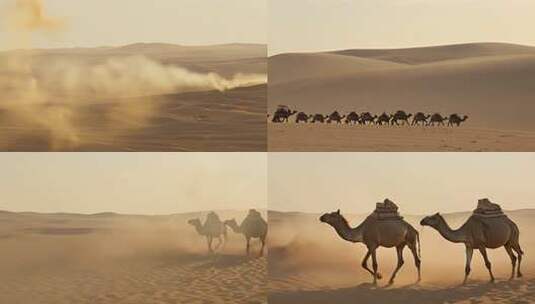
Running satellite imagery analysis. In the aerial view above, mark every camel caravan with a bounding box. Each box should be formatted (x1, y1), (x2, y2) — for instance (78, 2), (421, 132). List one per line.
(321, 198), (524, 285)
(188, 209), (268, 257)
(270, 106), (468, 127)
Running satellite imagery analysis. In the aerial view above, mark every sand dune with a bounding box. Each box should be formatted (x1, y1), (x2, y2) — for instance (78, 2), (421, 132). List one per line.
(268, 209), (535, 304)
(0, 210), (267, 304)
(269, 43), (535, 151)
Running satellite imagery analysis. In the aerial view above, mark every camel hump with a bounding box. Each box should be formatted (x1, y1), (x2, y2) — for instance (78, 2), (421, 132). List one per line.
(205, 211), (222, 224)
(473, 198), (505, 218)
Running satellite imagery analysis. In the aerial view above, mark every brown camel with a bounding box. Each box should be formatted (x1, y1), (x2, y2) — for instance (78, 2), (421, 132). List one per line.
(360, 112), (378, 125)
(224, 209), (268, 256)
(448, 113), (468, 127)
(311, 114), (329, 123)
(327, 111), (346, 124)
(391, 110), (412, 126)
(188, 212), (227, 253)
(420, 210), (523, 283)
(295, 112), (311, 123)
(427, 113), (448, 126)
(345, 112), (360, 125)
(411, 112), (430, 126)
(272, 106), (297, 123)
(376, 112), (391, 125)
(320, 209), (421, 285)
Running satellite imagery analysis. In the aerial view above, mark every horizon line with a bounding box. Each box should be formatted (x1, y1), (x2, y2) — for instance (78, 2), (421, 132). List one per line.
(268, 41), (535, 57)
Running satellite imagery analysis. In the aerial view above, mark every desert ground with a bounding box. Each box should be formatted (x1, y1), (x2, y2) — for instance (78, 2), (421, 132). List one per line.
(0, 210), (267, 304)
(268, 209), (535, 304)
(268, 43), (535, 151)
(0, 43), (267, 151)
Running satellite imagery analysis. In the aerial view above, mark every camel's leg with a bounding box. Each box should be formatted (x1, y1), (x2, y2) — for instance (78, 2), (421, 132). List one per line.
(207, 236), (213, 253)
(388, 245), (405, 285)
(512, 244), (523, 277)
(259, 237), (265, 257)
(463, 247), (473, 284)
(479, 247), (495, 282)
(408, 242), (421, 282)
(246, 236), (251, 256)
(371, 248), (379, 285)
(360, 250), (381, 279)
(504, 245), (517, 279)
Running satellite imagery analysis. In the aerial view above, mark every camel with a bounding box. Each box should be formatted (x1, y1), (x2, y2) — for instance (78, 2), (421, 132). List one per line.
(376, 112), (391, 125)
(427, 113), (448, 126)
(327, 111), (346, 124)
(345, 112), (360, 125)
(420, 212), (523, 283)
(295, 112), (311, 123)
(272, 106), (297, 123)
(224, 209), (268, 256)
(391, 110), (412, 126)
(360, 112), (378, 125)
(320, 209), (421, 285)
(188, 212), (227, 253)
(411, 112), (430, 126)
(311, 114), (329, 123)
(448, 113), (468, 127)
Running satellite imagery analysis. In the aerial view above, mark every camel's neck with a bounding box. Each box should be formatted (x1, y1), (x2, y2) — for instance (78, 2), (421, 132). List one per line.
(433, 216), (466, 243)
(193, 223), (205, 235)
(328, 218), (363, 243)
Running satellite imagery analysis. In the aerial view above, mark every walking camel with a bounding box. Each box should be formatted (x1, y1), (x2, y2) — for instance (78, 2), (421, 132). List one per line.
(224, 209), (268, 256)
(345, 112), (360, 125)
(272, 106), (297, 123)
(295, 112), (311, 123)
(391, 111), (412, 126)
(311, 114), (328, 123)
(327, 111), (346, 124)
(320, 209), (421, 285)
(376, 112), (391, 125)
(412, 112), (430, 126)
(360, 112), (377, 125)
(448, 113), (468, 127)
(188, 212), (227, 253)
(428, 113), (448, 126)
(420, 211), (523, 283)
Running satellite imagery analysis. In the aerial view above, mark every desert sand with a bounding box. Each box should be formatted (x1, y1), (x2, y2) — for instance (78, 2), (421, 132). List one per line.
(0, 210), (267, 304)
(0, 43), (267, 151)
(268, 43), (535, 151)
(268, 209), (535, 304)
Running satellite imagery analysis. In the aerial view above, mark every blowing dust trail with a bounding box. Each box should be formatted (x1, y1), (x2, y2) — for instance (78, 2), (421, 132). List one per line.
(0, 0), (267, 150)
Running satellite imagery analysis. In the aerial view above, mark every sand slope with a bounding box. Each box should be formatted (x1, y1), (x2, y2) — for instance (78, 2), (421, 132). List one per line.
(268, 209), (535, 304)
(0, 210), (267, 304)
(269, 43), (535, 150)
(268, 124), (535, 151)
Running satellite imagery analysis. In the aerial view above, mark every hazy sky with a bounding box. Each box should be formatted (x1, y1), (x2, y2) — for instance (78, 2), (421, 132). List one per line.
(269, 153), (535, 214)
(270, 0), (535, 55)
(0, 0), (267, 50)
(0, 153), (267, 214)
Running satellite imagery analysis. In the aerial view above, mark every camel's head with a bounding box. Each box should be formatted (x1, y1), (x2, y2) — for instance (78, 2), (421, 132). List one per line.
(319, 209), (342, 224)
(188, 218), (201, 226)
(420, 213), (442, 227)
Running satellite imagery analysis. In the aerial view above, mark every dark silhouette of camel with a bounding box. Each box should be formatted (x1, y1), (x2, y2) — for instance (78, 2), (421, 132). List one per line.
(428, 113), (448, 126)
(448, 113), (468, 127)
(345, 112), (360, 125)
(295, 112), (311, 123)
(391, 111), (412, 126)
(327, 111), (346, 124)
(272, 106), (297, 123)
(311, 114), (329, 123)
(411, 112), (430, 126)
(360, 112), (377, 125)
(376, 113), (391, 126)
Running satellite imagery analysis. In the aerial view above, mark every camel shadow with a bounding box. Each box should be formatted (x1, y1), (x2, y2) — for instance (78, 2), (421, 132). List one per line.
(269, 278), (535, 304)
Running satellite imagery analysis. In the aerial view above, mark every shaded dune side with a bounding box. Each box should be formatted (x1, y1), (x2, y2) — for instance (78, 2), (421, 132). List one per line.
(269, 53), (535, 131)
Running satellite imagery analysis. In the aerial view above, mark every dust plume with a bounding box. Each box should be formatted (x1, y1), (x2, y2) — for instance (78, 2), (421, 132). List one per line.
(0, 0), (267, 150)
